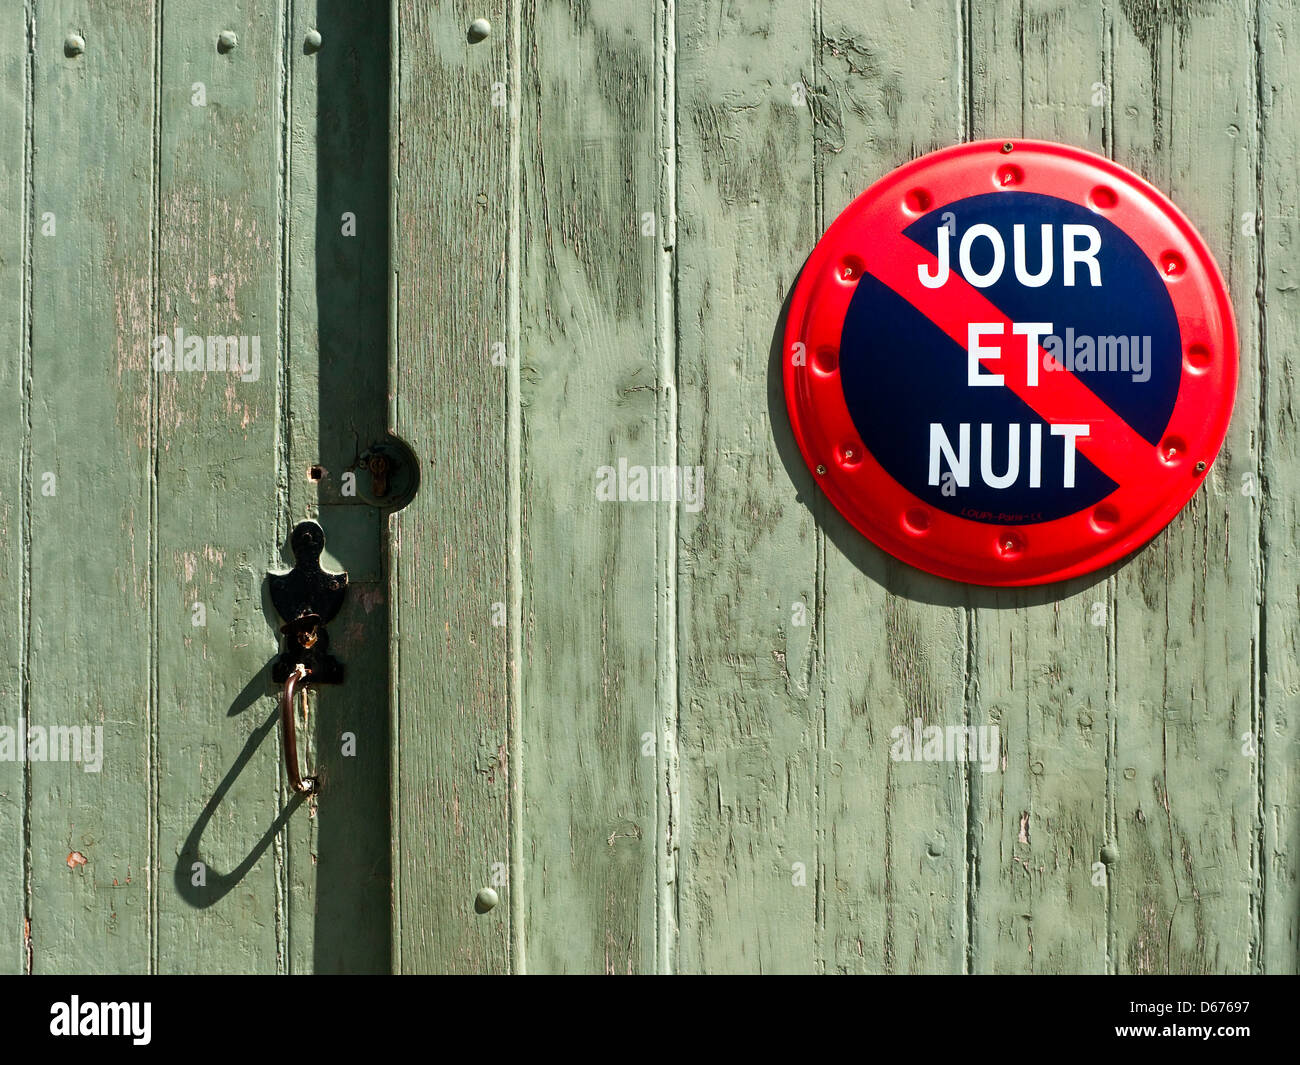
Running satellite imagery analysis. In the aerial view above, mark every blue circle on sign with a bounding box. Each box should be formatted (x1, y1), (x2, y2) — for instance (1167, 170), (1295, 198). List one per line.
(838, 191), (1181, 524)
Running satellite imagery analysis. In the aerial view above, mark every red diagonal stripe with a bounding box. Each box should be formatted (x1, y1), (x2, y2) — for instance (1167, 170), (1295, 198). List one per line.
(864, 229), (1155, 484)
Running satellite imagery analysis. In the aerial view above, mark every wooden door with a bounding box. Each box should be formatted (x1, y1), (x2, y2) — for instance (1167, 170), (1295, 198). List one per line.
(0, 1), (392, 973)
(2, 0), (1295, 976)
(392, 0), (1297, 974)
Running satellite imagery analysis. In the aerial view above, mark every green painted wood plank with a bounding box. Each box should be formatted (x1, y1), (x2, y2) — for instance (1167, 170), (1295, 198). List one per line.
(816, 0), (969, 975)
(965, 0), (1113, 974)
(1108, 0), (1260, 973)
(283, 0), (392, 976)
(389, 0), (511, 974)
(154, 1), (289, 974)
(675, 0), (820, 974)
(970, 0), (1109, 145)
(517, 0), (662, 975)
(1260, 0), (1300, 975)
(0, 0), (27, 976)
(26, 0), (155, 974)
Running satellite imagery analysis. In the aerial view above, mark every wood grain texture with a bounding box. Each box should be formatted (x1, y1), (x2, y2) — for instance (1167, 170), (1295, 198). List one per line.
(517, 0), (661, 973)
(673, 0), (820, 974)
(389, 0), (512, 973)
(153, 0), (288, 974)
(1107, 0), (1261, 974)
(1260, 0), (1300, 975)
(0, 0), (26, 976)
(26, 0), (155, 974)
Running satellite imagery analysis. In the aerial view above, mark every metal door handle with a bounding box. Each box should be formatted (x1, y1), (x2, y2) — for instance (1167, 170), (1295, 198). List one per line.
(268, 520), (348, 794)
(282, 663), (318, 794)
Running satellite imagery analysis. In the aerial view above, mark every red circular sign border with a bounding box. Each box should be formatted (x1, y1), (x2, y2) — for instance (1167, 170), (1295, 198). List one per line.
(784, 139), (1238, 587)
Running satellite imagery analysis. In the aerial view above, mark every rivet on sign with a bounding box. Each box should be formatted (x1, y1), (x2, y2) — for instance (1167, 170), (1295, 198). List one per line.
(843, 449), (854, 460)
(815, 464), (827, 476)
(217, 30), (238, 54)
(998, 532), (1026, 557)
(468, 18), (492, 42)
(474, 887), (499, 913)
(304, 29), (323, 53)
(64, 34), (85, 57)
(1195, 460), (1207, 473)
(1001, 141), (1014, 153)
(838, 255), (865, 283)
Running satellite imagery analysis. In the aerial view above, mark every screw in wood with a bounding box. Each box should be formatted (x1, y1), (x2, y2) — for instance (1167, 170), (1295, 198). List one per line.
(217, 30), (238, 54)
(64, 34), (85, 57)
(468, 18), (492, 43)
(304, 29), (323, 53)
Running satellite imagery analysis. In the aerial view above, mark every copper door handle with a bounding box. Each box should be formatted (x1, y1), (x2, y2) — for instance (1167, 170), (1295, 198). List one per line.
(281, 663), (318, 795)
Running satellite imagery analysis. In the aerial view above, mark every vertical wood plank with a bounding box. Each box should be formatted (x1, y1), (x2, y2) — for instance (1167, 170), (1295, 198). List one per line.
(815, 0), (969, 974)
(1260, 0), (1300, 975)
(154, 0), (288, 973)
(283, 0), (392, 975)
(1108, 0), (1260, 974)
(675, 0), (819, 973)
(966, 0), (1113, 973)
(389, 0), (511, 973)
(26, 0), (154, 974)
(0, 0), (27, 975)
(516, 0), (660, 973)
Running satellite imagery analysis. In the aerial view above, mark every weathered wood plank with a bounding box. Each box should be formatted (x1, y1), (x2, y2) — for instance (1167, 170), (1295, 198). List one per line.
(1257, 0), (1298, 974)
(283, 0), (392, 975)
(816, 0), (969, 975)
(154, 1), (288, 974)
(675, 0), (820, 974)
(516, 0), (661, 973)
(1108, 0), (1260, 973)
(389, 0), (511, 973)
(0, 0), (27, 976)
(26, 0), (155, 974)
(970, 0), (1109, 145)
(966, 0), (1112, 974)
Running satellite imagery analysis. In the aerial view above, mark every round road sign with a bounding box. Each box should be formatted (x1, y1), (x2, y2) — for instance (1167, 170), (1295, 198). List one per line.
(784, 139), (1237, 586)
